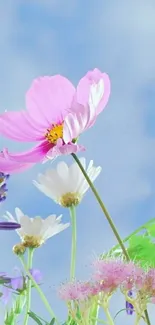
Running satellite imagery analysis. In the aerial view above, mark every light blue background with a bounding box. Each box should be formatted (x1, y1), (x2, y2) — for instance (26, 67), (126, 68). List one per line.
(0, 1), (155, 324)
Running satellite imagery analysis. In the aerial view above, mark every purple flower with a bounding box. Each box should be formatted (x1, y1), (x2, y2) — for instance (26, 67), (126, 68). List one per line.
(0, 172), (9, 182)
(11, 276), (24, 290)
(1, 286), (11, 305)
(0, 222), (21, 230)
(29, 269), (42, 284)
(0, 172), (10, 202)
(126, 291), (134, 315)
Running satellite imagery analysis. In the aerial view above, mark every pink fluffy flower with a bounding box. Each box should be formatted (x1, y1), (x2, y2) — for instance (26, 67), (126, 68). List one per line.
(93, 259), (126, 292)
(0, 69), (110, 168)
(122, 263), (145, 291)
(143, 268), (155, 296)
(58, 281), (95, 301)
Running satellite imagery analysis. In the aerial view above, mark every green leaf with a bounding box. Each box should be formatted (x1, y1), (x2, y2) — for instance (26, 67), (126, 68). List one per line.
(127, 233), (155, 267)
(146, 222), (155, 237)
(28, 311), (43, 325)
(48, 319), (55, 325)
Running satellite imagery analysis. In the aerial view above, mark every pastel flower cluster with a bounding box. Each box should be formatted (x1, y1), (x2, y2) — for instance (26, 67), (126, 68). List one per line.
(0, 68), (153, 325)
(59, 259), (155, 322)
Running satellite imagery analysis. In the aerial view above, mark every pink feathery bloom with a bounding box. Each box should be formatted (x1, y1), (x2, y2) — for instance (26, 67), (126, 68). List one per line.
(0, 69), (110, 167)
(93, 259), (127, 292)
(122, 263), (145, 291)
(58, 281), (94, 301)
(143, 268), (155, 296)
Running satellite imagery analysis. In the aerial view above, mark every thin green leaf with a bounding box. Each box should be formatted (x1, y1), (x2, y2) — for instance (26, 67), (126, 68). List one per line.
(28, 311), (43, 325)
(48, 318), (55, 325)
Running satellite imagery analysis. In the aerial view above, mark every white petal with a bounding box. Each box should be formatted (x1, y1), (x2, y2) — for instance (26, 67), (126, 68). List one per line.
(2, 211), (15, 222)
(33, 158), (101, 205)
(30, 217), (43, 235)
(19, 215), (32, 235)
(15, 207), (25, 223)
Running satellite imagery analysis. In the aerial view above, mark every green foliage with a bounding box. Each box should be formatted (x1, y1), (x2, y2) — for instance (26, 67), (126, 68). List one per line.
(48, 318), (55, 325)
(127, 221), (155, 267)
(28, 311), (56, 325)
(28, 311), (43, 325)
(100, 218), (155, 268)
(103, 218), (155, 268)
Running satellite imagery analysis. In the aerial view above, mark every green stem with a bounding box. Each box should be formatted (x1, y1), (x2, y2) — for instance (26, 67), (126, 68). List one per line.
(91, 318), (108, 324)
(144, 310), (151, 325)
(72, 153), (129, 260)
(135, 315), (141, 325)
(23, 248), (34, 325)
(72, 153), (151, 325)
(106, 217), (155, 257)
(69, 206), (77, 280)
(19, 255), (59, 325)
(102, 303), (114, 325)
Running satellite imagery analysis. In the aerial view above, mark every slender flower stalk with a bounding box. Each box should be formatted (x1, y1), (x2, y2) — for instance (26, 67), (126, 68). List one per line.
(72, 153), (151, 325)
(72, 154), (129, 260)
(19, 255), (59, 325)
(105, 217), (155, 258)
(102, 302), (114, 325)
(23, 248), (34, 325)
(69, 206), (77, 280)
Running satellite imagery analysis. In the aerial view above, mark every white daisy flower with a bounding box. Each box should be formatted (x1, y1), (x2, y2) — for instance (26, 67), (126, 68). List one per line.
(3, 208), (70, 248)
(33, 158), (102, 208)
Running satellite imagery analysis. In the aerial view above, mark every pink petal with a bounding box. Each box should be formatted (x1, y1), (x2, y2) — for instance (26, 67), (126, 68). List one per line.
(3, 141), (52, 163)
(26, 75), (75, 127)
(63, 103), (96, 143)
(47, 139), (85, 159)
(0, 110), (45, 141)
(75, 68), (111, 114)
(63, 69), (111, 143)
(0, 151), (33, 173)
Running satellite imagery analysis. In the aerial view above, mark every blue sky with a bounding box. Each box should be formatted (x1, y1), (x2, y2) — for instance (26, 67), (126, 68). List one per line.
(0, 0), (155, 324)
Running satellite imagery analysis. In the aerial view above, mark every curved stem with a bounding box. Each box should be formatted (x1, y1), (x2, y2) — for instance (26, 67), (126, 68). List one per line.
(72, 153), (151, 325)
(23, 248), (33, 325)
(72, 153), (129, 259)
(105, 217), (155, 257)
(69, 206), (77, 280)
(102, 303), (114, 325)
(19, 255), (59, 325)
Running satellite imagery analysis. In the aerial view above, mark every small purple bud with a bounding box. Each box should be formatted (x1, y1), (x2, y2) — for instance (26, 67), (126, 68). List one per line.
(126, 291), (134, 315)
(0, 222), (21, 230)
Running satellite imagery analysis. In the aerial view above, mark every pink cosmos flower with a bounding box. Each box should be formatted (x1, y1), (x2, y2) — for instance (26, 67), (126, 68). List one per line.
(0, 149), (33, 173)
(0, 69), (110, 167)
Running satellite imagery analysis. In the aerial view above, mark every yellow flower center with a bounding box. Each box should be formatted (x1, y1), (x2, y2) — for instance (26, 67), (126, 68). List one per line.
(45, 123), (63, 144)
(60, 192), (81, 208)
(22, 235), (44, 248)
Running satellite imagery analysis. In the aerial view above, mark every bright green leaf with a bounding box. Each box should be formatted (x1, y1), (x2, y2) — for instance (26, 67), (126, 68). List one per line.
(28, 311), (43, 325)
